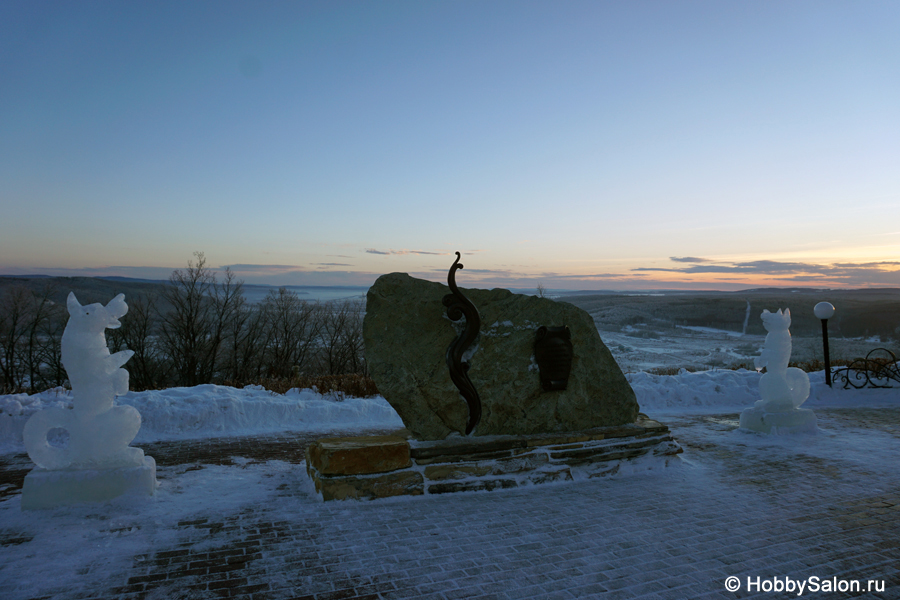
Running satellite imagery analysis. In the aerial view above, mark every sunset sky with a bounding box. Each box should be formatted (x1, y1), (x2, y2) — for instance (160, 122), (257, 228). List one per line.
(2, 1), (898, 291)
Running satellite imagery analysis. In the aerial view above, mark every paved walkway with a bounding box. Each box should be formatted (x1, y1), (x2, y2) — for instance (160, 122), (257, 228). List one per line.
(1, 409), (898, 600)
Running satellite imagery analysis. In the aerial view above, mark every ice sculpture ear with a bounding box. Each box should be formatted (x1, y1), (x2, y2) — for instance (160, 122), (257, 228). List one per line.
(775, 309), (783, 316)
(106, 294), (128, 319)
(67, 292), (81, 316)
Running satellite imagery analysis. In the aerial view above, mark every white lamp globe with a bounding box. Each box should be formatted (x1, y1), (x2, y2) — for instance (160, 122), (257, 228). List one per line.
(814, 301), (835, 320)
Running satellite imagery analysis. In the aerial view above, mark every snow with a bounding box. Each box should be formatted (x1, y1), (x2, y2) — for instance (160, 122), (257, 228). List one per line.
(0, 385), (404, 453)
(627, 368), (761, 410)
(1, 461), (295, 599)
(676, 325), (746, 337)
(628, 368), (900, 415)
(0, 369), (897, 599)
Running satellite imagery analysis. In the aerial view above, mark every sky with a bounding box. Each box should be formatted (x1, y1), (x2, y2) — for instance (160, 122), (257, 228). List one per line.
(1, 0), (898, 291)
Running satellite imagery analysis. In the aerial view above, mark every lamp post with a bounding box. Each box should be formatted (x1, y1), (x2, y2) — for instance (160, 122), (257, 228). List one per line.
(814, 302), (835, 386)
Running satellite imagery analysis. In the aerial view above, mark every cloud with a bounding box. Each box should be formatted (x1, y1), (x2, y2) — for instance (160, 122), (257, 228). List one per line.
(423, 266), (648, 280)
(630, 259), (900, 286)
(833, 261), (900, 268)
(365, 248), (445, 256)
(548, 272), (649, 279)
(313, 263), (353, 267)
(427, 267), (513, 275)
(408, 266), (656, 293)
(669, 256), (712, 263)
(220, 264), (305, 273)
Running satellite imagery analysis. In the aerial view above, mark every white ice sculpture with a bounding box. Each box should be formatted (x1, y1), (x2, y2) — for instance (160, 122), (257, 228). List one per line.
(21, 293), (156, 509)
(739, 308), (817, 434)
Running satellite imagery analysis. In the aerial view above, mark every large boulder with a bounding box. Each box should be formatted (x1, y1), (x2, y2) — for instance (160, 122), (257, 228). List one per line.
(364, 273), (639, 440)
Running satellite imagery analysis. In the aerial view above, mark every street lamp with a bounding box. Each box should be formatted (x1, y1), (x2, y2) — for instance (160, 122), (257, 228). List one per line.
(814, 301), (836, 386)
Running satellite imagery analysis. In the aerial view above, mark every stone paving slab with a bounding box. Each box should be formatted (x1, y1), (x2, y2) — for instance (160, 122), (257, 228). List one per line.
(1, 409), (898, 599)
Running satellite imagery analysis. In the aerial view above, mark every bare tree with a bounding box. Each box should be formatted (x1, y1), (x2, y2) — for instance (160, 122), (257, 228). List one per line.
(0, 285), (32, 392)
(159, 252), (245, 386)
(38, 301), (67, 389)
(1, 254), (381, 393)
(317, 298), (366, 375)
(207, 267), (244, 381)
(221, 296), (267, 383)
(108, 294), (165, 391)
(24, 283), (58, 393)
(0, 283), (66, 393)
(536, 283), (547, 298)
(261, 288), (321, 378)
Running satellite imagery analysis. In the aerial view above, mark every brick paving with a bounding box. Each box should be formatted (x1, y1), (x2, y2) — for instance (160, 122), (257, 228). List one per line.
(1, 408), (899, 600)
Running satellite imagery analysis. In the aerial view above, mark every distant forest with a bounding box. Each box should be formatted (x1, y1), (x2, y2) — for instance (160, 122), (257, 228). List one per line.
(0, 254), (366, 394)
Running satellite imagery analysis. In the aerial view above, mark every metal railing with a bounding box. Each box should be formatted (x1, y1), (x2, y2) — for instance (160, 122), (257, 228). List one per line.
(832, 348), (900, 389)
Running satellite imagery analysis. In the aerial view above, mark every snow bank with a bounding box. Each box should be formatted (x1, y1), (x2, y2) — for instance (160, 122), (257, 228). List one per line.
(0, 388), (73, 453)
(627, 369), (760, 411)
(125, 385), (403, 442)
(630, 368), (899, 414)
(0, 385), (404, 452)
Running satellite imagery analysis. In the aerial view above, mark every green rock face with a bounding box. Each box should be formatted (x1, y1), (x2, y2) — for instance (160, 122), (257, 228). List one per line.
(363, 273), (639, 440)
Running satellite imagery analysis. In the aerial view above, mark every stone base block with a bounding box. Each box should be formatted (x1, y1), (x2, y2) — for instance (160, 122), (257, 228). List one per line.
(306, 415), (682, 501)
(21, 456), (157, 510)
(739, 407), (818, 435)
(311, 469), (424, 501)
(307, 435), (411, 475)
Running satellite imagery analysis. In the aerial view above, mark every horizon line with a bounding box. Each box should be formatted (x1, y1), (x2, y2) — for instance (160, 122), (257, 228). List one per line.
(1, 273), (898, 295)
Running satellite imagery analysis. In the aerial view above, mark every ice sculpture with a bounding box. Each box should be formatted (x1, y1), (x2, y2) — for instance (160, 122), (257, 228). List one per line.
(739, 308), (818, 434)
(21, 293), (156, 509)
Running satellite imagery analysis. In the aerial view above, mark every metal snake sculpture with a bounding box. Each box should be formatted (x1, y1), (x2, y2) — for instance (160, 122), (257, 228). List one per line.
(442, 252), (482, 435)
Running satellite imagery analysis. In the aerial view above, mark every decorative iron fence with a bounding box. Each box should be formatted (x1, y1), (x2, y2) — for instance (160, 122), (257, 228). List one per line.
(832, 348), (900, 389)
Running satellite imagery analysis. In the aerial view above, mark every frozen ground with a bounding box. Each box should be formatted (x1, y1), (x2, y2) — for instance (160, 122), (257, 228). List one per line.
(0, 372), (898, 599)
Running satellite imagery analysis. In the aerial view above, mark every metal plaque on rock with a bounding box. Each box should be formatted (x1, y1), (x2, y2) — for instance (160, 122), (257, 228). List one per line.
(534, 326), (573, 391)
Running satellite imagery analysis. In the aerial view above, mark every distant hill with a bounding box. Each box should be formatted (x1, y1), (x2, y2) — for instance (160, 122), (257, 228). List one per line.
(564, 288), (900, 340)
(0, 275), (172, 309)
(93, 276), (170, 284)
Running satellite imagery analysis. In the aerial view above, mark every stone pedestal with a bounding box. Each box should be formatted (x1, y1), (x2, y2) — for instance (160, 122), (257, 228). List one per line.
(306, 416), (682, 501)
(21, 456), (157, 510)
(739, 407), (818, 435)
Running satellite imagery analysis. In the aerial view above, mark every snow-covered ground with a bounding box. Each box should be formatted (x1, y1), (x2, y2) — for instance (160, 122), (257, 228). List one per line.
(0, 371), (897, 600)
(601, 325), (897, 374)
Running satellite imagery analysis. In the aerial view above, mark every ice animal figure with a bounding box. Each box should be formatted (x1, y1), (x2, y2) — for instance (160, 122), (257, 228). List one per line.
(23, 293), (144, 470)
(753, 308), (810, 412)
(739, 308), (816, 434)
